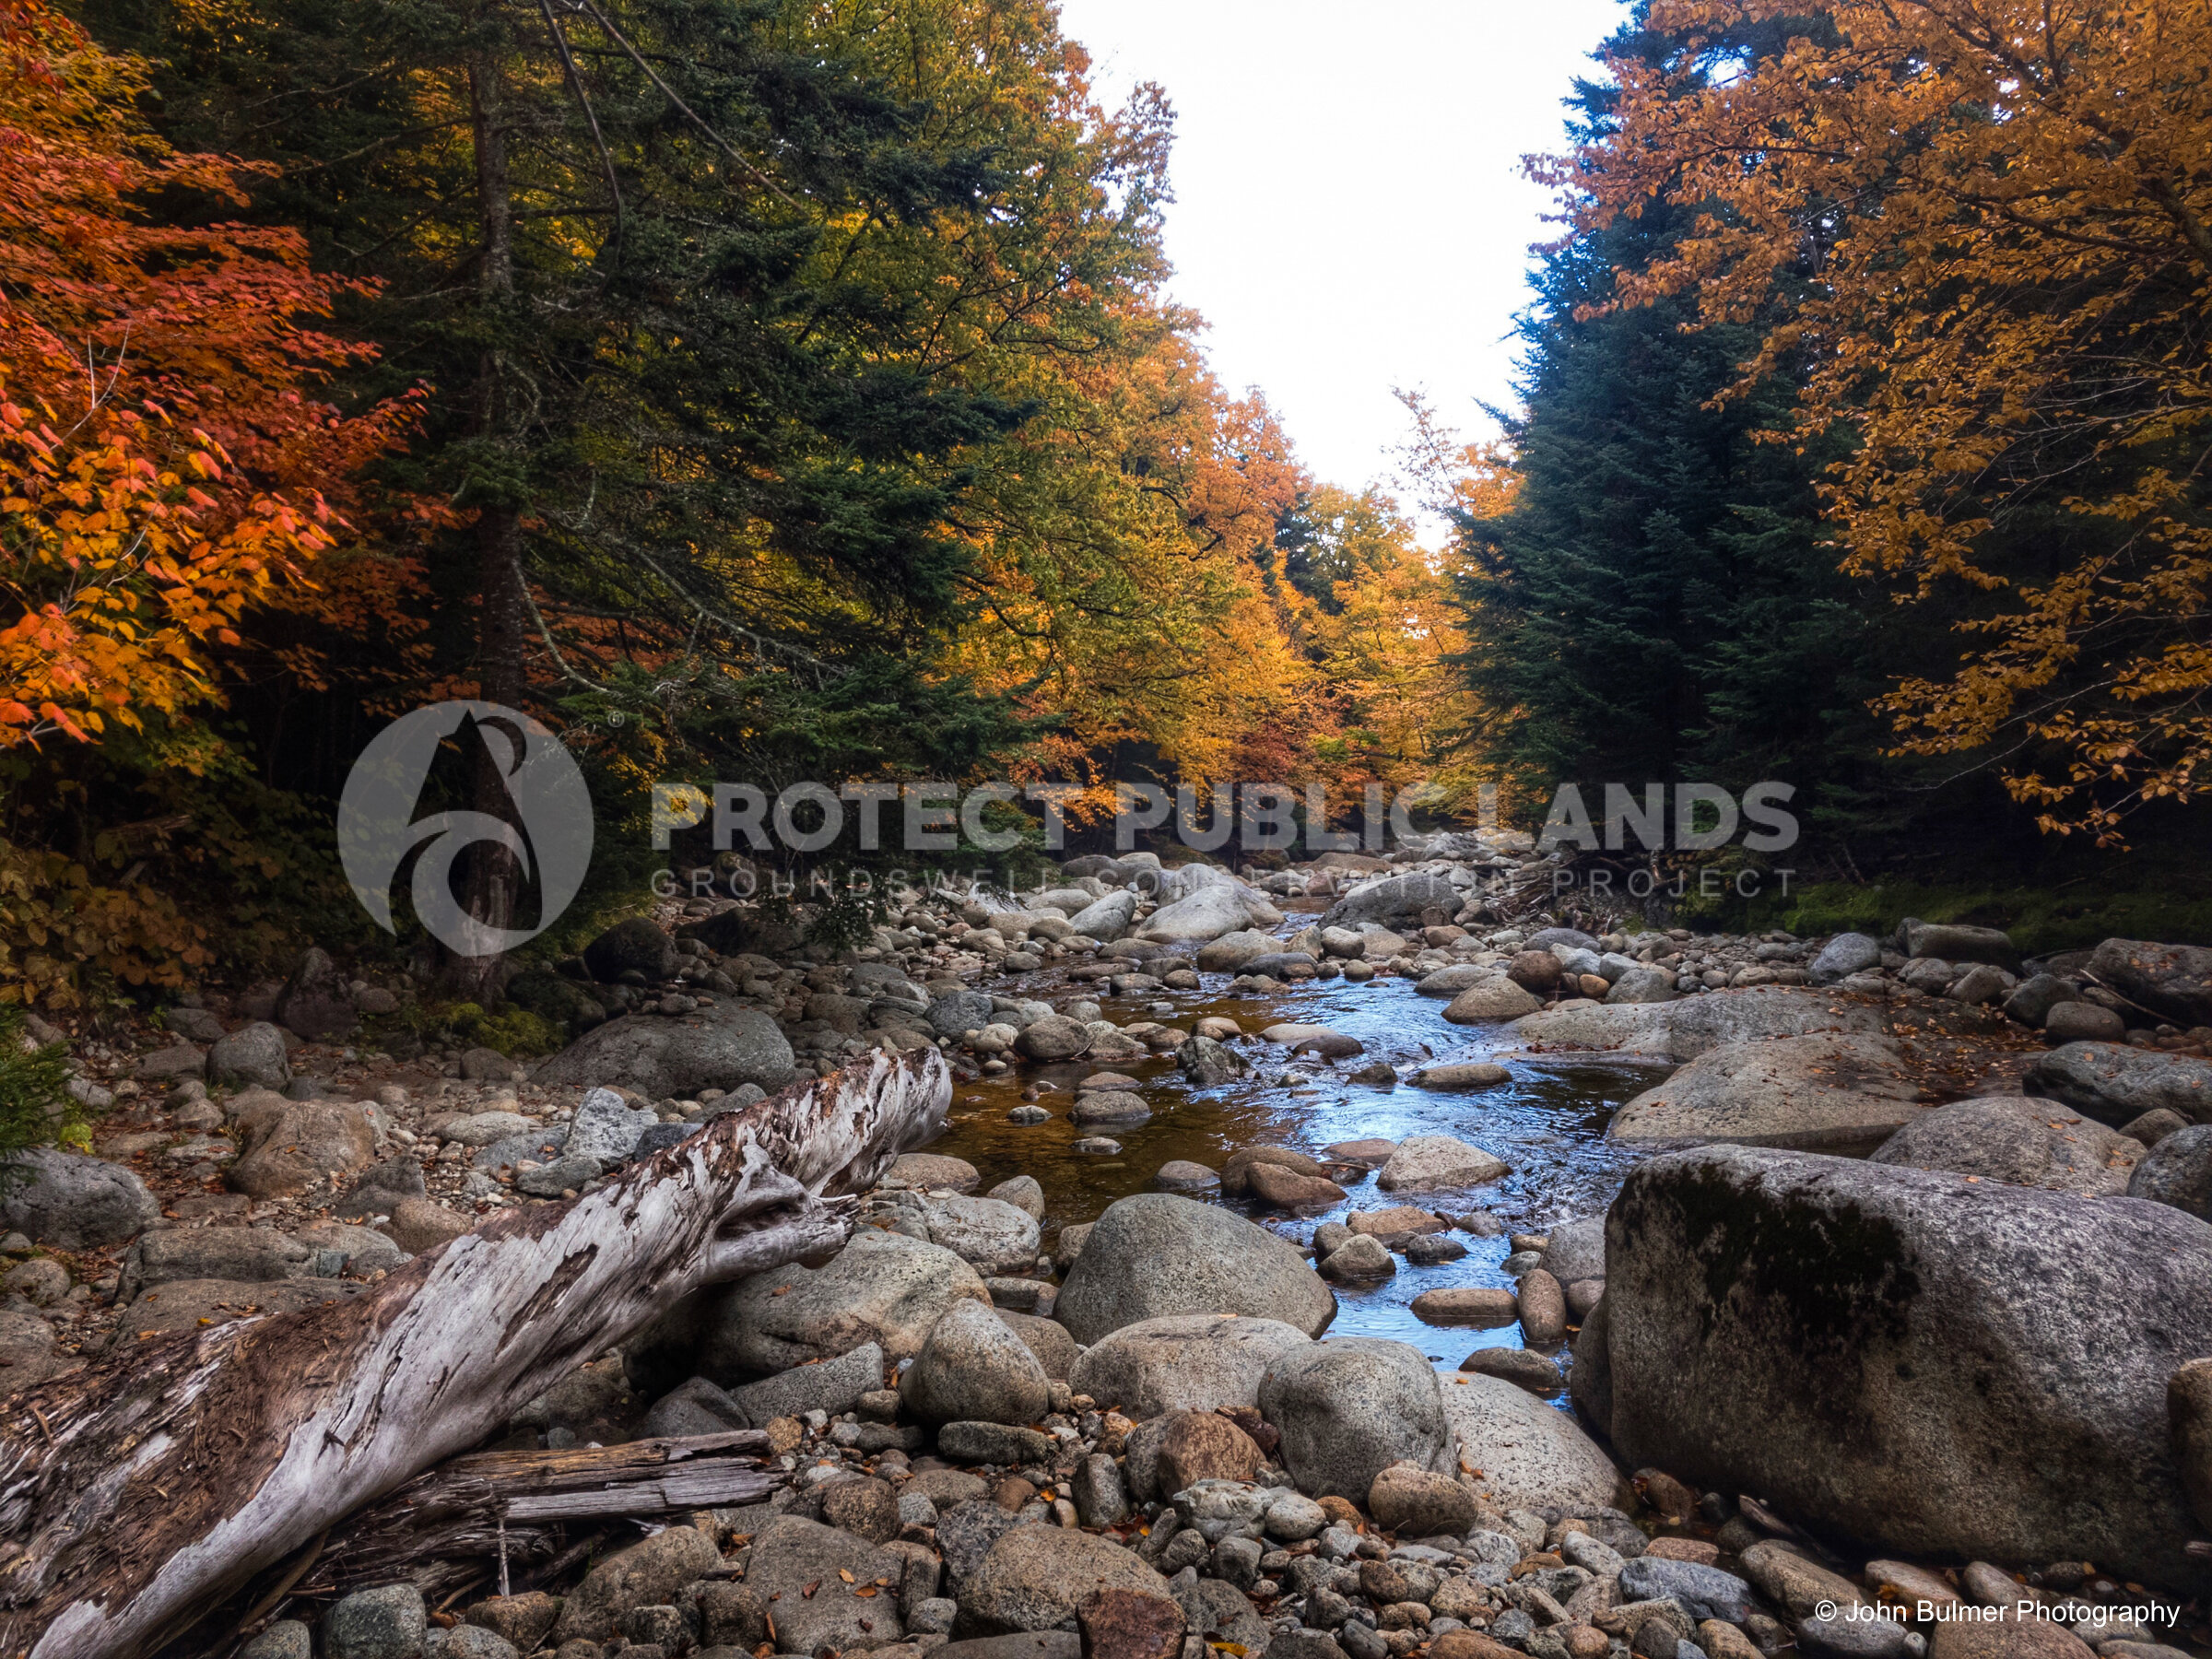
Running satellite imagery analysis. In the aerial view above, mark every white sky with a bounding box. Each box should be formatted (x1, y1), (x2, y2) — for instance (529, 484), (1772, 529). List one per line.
(1055, 0), (1627, 503)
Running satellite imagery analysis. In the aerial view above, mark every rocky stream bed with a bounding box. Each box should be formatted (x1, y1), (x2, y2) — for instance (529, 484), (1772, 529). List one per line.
(5, 843), (2212, 1659)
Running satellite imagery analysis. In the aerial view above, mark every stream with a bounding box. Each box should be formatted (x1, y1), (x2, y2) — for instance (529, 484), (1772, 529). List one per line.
(921, 901), (1674, 1375)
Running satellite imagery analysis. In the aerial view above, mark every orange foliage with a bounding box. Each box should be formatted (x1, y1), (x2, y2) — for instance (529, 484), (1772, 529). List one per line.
(0, 0), (416, 746)
(1551, 0), (2212, 841)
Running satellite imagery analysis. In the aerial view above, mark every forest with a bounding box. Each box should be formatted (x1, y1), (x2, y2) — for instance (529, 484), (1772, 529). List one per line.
(2, 0), (2209, 1010)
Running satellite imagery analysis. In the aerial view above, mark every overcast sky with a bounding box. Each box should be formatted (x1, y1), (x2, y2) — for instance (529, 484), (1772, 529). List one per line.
(1054, 0), (1627, 500)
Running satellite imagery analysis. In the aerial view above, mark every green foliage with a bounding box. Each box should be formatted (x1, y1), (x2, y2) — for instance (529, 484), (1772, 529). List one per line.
(806, 890), (888, 955)
(0, 1004), (88, 1184)
(396, 999), (566, 1058)
(1749, 880), (2212, 959)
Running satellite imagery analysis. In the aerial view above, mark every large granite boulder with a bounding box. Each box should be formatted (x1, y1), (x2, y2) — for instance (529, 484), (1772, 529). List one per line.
(1609, 1034), (1928, 1156)
(2127, 1125), (2212, 1222)
(901, 1300), (1051, 1427)
(1870, 1096), (2144, 1195)
(1318, 873), (1462, 931)
(1139, 884), (1261, 945)
(582, 917), (681, 983)
(532, 1003), (794, 1098)
(695, 1230), (990, 1378)
(1068, 1313), (1313, 1419)
(1441, 1371), (1625, 1513)
(1257, 1336), (1454, 1500)
(1900, 922), (2018, 971)
(1594, 1145), (2212, 1592)
(2088, 939), (2212, 1028)
(0, 1148), (159, 1248)
(742, 1517), (906, 1653)
(1511, 987), (1887, 1060)
(2025, 1043), (2212, 1126)
(959, 1525), (1174, 1635)
(228, 1097), (380, 1199)
(1053, 1194), (1335, 1345)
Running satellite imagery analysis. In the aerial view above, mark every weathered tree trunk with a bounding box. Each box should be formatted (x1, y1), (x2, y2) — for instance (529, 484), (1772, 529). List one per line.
(294, 1430), (780, 1603)
(0, 1049), (949, 1659)
(445, 41), (531, 1006)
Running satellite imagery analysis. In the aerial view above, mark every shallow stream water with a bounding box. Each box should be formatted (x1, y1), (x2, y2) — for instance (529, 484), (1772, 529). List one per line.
(921, 905), (1674, 1374)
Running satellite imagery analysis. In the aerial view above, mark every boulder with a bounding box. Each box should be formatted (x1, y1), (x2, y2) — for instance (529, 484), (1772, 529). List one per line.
(1318, 873), (1462, 930)
(1197, 931), (1277, 972)
(1250, 1164), (1348, 1213)
(0, 1307), (69, 1388)
(1179, 1035), (1248, 1087)
(994, 1309), (1078, 1381)
(2126, 1125), (2212, 1221)
(889, 1152), (982, 1192)
(1053, 1194), (1336, 1345)
(1442, 981), (1545, 1023)
(1537, 1217), (1606, 1286)
(2004, 974), (2074, 1029)
(901, 1300), (1052, 1427)
(323, 1583), (424, 1659)
(1609, 1034), (1927, 1155)
(1065, 891), (1138, 942)
(117, 1226), (312, 1301)
(1156, 1412), (1263, 1490)
(1257, 1336), (1453, 1500)
(1871, 1096), (2144, 1195)
(698, 1230), (990, 1378)
(275, 947), (358, 1041)
(1015, 1016), (1093, 1063)
(2089, 938), (2212, 1028)
(1068, 1313), (1313, 1419)
(2025, 1043), (2212, 1126)
(582, 917), (681, 982)
(1808, 935), (1883, 985)
(1595, 1145), (2212, 1592)
(1376, 1135), (1509, 1192)
(566, 1088), (659, 1165)
(925, 989), (996, 1040)
(914, 1194), (1042, 1273)
(1070, 1091), (1151, 1127)
(1416, 964), (1495, 996)
(960, 1525), (1174, 1635)
(0, 1149), (159, 1248)
(1368, 1464), (1480, 1536)
(1606, 966), (1680, 1005)
(228, 1097), (380, 1199)
(1511, 987), (1886, 1061)
(135, 1043), (206, 1082)
(2044, 1002), (2126, 1042)
(1441, 1371), (1625, 1513)
(207, 1021), (292, 1090)
(729, 1341), (885, 1424)
(387, 1196), (472, 1253)
(533, 1003), (794, 1098)
(1414, 1063), (1510, 1090)
(122, 1276), (366, 1338)
(1140, 886), (1261, 944)
(550, 1524), (725, 1641)
(1900, 922), (2018, 971)
(742, 1516), (906, 1653)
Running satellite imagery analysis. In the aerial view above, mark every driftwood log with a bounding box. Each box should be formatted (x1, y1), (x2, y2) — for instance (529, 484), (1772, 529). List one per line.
(0, 1048), (950, 1659)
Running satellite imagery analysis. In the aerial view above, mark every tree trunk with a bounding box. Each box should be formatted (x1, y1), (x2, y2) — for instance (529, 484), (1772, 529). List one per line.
(0, 1050), (950, 1659)
(445, 44), (531, 1006)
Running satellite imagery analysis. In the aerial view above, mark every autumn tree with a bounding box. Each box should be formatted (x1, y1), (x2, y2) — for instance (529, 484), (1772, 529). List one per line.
(1559, 0), (2212, 843)
(0, 0), (407, 750)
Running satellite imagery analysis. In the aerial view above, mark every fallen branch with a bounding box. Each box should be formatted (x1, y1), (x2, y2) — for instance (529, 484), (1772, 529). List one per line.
(0, 1049), (950, 1659)
(295, 1430), (780, 1601)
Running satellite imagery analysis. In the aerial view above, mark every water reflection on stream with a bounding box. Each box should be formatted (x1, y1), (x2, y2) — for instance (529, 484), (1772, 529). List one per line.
(920, 912), (1672, 1371)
